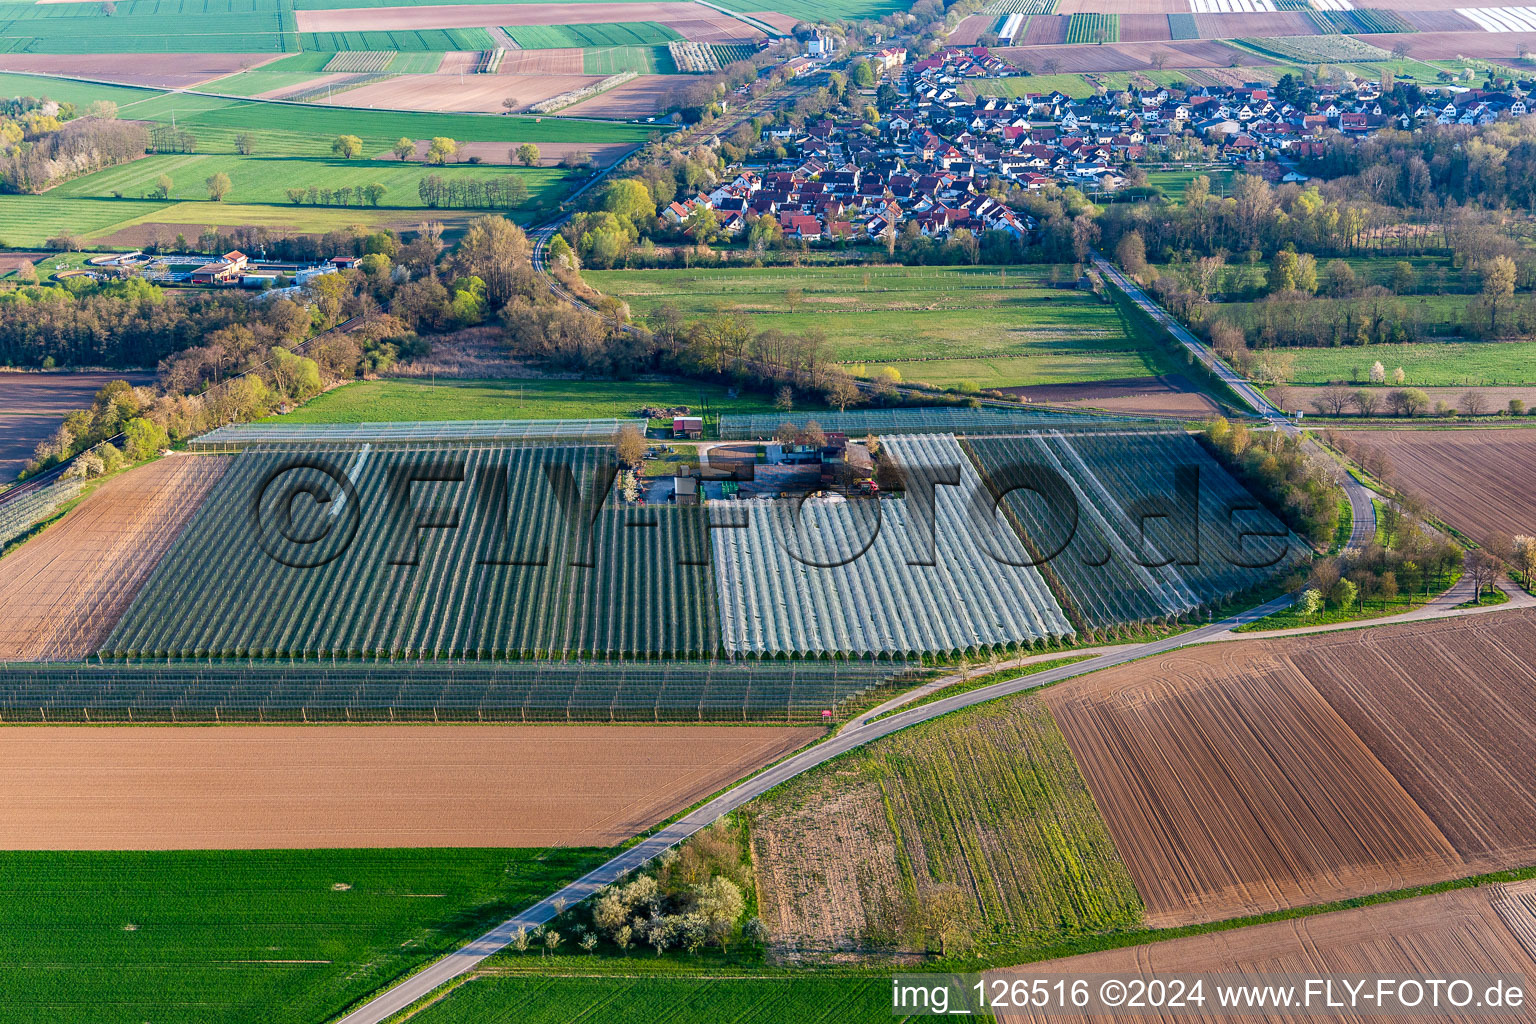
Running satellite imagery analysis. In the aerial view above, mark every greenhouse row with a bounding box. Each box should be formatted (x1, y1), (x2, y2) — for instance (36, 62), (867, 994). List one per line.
(0, 659), (922, 723)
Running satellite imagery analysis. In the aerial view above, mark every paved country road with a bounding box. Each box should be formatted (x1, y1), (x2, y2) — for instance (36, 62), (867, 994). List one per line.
(1092, 254), (1377, 551)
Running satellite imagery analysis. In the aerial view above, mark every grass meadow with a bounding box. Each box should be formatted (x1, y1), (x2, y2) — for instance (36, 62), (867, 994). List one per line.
(271, 378), (795, 424)
(586, 264), (1161, 389)
(505, 22), (681, 48)
(51, 154), (566, 209)
(407, 975), (914, 1024)
(0, 847), (605, 1024)
(1281, 340), (1536, 386)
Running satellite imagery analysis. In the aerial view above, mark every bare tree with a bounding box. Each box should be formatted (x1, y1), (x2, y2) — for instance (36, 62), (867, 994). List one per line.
(774, 385), (794, 413)
(920, 883), (972, 958)
(1460, 389), (1490, 417)
(824, 373), (861, 412)
(1314, 383), (1353, 418)
(614, 424), (646, 468)
(1467, 548), (1504, 602)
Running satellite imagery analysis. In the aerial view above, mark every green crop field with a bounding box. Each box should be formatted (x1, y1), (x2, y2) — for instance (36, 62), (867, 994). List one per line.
(586, 265), (1161, 389)
(0, 195), (172, 247)
(0, 847), (605, 1024)
(300, 27), (494, 51)
(583, 44), (676, 75)
(0, 0), (299, 55)
(506, 21), (681, 49)
(51, 154), (565, 211)
(747, 691), (1144, 958)
(409, 975), (919, 1024)
(273, 378), (797, 425)
(1280, 340), (1536, 386)
(199, 52), (334, 96)
(1066, 12), (1118, 43)
(389, 51), (446, 73)
(961, 74), (1096, 100)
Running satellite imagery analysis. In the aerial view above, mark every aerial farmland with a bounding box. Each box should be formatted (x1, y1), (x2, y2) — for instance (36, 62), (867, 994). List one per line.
(4, 0), (1536, 1018)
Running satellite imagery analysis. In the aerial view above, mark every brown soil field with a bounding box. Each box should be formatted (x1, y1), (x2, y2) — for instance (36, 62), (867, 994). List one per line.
(1194, 10), (1317, 36)
(561, 74), (683, 117)
(747, 9), (801, 32)
(996, 886), (1536, 1024)
(294, 1), (759, 41)
(1358, 31), (1536, 58)
(1021, 15), (1069, 45)
(437, 50), (480, 74)
(497, 47), (585, 75)
(320, 72), (604, 113)
(1334, 428), (1536, 543)
(91, 210), (489, 249)
(1000, 374), (1221, 418)
(1403, 9), (1482, 31)
(0, 370), (155, 483)
(0, 251), (46, 275)
(1286, 385), (1536, 419)
(1054, 0), (1187, 12)
(375, 138), (634, 167)
(1118, 14), (1173, 42)
(0, 725), (817, 849)
(0, 455), (226, 660)
(1002, 40), (1250, 71)
(0, 53), (271, 89)
(1043, 642), (1464, 927)
(949, 14), (992, 44)
(1295, 610), (1536, 871)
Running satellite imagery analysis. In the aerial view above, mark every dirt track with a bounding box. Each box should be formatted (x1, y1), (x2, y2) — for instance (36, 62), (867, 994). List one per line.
(0, 725), (817, 849)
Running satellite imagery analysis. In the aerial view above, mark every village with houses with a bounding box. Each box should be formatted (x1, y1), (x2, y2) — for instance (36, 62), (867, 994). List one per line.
(654, 41), (1536, 247)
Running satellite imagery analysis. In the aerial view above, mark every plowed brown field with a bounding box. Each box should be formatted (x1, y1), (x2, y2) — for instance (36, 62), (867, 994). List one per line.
(1000, 375), (1220, 418)
(0, 456), (226, 660)
(1334, 429), (1536, 543)
(996, 886), (1536, 1024)
(1119, 14), (1173, 41)
(1043, 643), (1464, 927)
(0, 52), (271, 88)
(1295, 610), (1536, 871)
(0, 371), (155, 482)
(321, 73), (604, 113)
(497, 48), (584, 75)
(1054, 0), (1186, 11)
(1357, 30), (1536, 58)
(562, 75), (683, 117)
(0, 725), (817, 849)
(1194, 10), (1317, 36)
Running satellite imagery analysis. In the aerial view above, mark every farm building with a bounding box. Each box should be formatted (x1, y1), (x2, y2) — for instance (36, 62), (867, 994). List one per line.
(673, 416), (704, 439)
(189, 250), (248, 285)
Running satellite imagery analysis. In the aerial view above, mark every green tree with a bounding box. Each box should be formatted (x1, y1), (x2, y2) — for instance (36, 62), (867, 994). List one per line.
(1482, 254), (1517, 332)
(426, 137), (458, 165)
(515, 143), (540, 167)
(332, 134), (364, 159)
(602, 178), (656, 226)
(121, 417), (169, 461)
(204, 172), (231, 202)
(361, 182), (387, 206)
(392, 137), (415, 161)
(851, 58), (876, 88)
(151, 174), (172, 200)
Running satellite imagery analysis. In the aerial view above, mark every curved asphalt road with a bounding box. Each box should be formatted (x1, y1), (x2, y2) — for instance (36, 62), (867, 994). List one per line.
(1092, 254), (1376, 550)
(333, 257), (1390, 1024)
